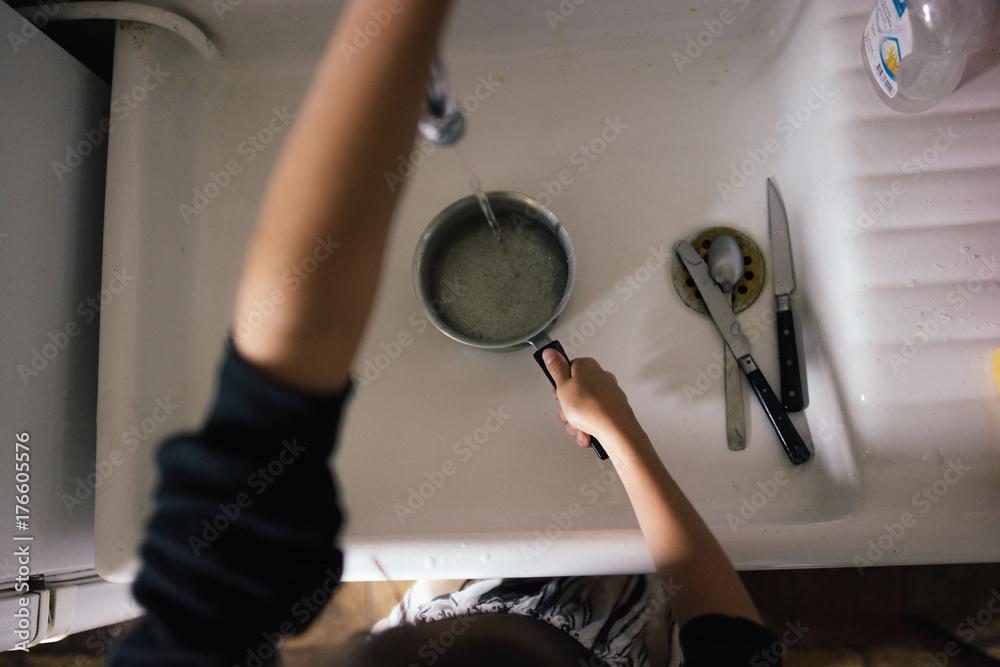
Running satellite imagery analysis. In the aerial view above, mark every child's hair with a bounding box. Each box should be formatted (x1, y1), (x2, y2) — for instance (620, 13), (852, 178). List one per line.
(327, 613), (608, 667)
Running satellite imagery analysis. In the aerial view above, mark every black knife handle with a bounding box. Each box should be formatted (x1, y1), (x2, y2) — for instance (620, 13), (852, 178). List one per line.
(776, 298), (805, 412)
(533, 340), (609, 460)
(740, 355), (811, 465)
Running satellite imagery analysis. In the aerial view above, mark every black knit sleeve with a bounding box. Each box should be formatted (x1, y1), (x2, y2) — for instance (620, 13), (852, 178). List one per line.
(680, 614), (783, 666)
(109, 340), (351, 666)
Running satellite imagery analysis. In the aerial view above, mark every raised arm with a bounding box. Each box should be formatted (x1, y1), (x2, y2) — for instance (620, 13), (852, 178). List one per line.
(541, 348), (763, 628)
(233, 0), (454, 393)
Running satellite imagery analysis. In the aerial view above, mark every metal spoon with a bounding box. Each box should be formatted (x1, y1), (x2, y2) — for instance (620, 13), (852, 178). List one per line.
(707, 234), (746, 451)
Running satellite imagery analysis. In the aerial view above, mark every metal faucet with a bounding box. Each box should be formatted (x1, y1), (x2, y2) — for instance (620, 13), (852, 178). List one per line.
(418, 54), (465, 145)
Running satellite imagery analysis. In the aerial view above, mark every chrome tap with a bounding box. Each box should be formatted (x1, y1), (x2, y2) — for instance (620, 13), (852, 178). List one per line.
(418, 54), (465, 145)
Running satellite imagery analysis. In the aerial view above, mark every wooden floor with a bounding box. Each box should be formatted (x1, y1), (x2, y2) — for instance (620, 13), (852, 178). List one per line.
(280, 579), (415, 666)
(5, 564), (1000, 666)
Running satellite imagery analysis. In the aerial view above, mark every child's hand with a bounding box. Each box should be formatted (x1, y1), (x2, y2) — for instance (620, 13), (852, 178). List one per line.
(541, 348), (640, 449)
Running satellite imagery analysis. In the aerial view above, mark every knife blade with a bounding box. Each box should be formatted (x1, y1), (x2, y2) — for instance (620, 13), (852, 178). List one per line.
(676, 241), (810, 465)
(767, 178), (805, 412)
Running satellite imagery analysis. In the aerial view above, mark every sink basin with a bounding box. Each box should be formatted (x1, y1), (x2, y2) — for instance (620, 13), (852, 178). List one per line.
(95, 0), (1000, 582)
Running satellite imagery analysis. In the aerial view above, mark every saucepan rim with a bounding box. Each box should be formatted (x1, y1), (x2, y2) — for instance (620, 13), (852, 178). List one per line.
(412, 191), (576, 350)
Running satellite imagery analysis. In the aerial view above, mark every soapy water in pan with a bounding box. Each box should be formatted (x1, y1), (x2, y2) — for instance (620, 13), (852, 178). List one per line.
(430, 214), (569, 344)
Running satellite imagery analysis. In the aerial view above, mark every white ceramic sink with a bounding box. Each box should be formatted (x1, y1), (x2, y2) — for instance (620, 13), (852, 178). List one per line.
(95, 0), (1000, 582)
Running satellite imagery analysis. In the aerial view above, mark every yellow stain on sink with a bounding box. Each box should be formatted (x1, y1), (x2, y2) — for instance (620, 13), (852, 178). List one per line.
(993, 347), (1000, 395)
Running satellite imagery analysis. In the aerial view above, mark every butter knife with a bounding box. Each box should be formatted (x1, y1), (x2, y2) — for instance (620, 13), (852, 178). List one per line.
(767, 178), (805, 412)
(676, 241), (811, 465)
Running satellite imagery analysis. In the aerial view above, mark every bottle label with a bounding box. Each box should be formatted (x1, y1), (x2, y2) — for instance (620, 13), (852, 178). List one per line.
(863, 0), (914, 98)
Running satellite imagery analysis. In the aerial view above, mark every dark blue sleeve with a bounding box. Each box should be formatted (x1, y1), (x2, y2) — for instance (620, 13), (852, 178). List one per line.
(680, 614), (783, 666)
(109, 339), (351, 666)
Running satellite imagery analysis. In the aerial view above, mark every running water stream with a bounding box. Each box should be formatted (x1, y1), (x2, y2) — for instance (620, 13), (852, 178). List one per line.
(458, 146), (504, 243)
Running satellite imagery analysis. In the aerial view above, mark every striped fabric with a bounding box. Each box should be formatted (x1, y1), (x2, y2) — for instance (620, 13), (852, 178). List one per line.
(373, 575), (674, 666)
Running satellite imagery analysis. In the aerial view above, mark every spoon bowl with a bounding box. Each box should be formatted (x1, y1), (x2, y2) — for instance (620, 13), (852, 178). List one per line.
(707, 234), (744, 299)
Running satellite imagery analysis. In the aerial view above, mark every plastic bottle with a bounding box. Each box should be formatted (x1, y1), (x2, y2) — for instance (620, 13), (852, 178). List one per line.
(861, 0), (999, 113)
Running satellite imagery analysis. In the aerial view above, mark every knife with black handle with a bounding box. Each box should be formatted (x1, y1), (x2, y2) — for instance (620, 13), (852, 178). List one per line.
(676, 241), (811, 465)
(768, 178), (806, 412)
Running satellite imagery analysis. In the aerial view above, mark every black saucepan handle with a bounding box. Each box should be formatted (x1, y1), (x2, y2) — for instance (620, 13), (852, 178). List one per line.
(533, 340), (609, 460)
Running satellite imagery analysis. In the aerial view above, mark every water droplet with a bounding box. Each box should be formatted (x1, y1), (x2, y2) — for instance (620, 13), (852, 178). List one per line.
(938, 313), (952, 322)
(960, 246), (970, 254)
(423, 557), (435, 569)
(856, 308), (864, 317)
(480, 553), (491, 562)
(932, 263), (944, 271)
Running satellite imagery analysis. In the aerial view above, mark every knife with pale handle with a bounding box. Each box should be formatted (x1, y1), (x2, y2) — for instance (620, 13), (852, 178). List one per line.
(676, 241), (811, 465)
(767, 178), (805, 412)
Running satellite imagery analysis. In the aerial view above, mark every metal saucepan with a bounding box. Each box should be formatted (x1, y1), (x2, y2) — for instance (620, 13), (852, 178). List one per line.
(412, 191), (608, 459)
